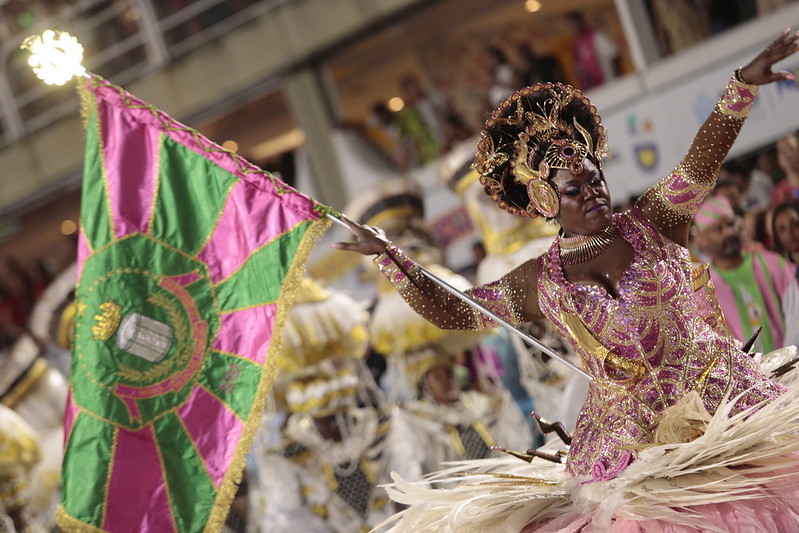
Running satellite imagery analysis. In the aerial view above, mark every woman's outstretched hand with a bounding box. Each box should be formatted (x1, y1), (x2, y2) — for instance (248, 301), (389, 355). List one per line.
(332, 215), (390, 256)
(741, 27), (799, 85)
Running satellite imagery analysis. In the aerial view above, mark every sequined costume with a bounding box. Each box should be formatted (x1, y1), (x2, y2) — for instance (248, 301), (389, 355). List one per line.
(374, 71), (778, 472)
(538, 208), (783, 476)
(373, 74), (799, 531)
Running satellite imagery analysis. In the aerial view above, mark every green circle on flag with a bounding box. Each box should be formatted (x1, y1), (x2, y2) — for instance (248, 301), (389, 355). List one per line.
(73, 234), (219, 430)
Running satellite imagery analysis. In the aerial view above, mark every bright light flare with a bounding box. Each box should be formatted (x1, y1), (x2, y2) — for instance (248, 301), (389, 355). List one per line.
(525, 0), (542, 13)
(387, 97), (405, 112)
(21, 30), (86, 86)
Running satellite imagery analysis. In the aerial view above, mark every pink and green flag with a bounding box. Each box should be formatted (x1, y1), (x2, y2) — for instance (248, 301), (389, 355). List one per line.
(56, 75), (332, 532)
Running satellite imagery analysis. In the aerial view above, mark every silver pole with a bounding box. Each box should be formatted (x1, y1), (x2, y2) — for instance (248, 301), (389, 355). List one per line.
(327, 213), (593, 382)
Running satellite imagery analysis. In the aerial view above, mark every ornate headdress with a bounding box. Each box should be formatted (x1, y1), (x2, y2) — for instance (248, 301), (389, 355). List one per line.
(472, 83), (607, 218)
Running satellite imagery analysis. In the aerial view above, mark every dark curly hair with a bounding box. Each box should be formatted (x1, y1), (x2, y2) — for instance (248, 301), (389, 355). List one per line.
(473, 83), (606, 218)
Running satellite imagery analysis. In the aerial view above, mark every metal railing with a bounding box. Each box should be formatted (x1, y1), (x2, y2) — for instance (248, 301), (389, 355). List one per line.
(0, 0), (286, 147)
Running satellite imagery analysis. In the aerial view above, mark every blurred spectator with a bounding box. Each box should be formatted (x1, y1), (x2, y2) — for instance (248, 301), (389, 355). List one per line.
(363, 102), (407, 168)
(485, 45), (518, 107)
(565, 11), (620, 90)
(771, 202), (799, 264)
(723, 159), (772, 211)
(713, 170), (745, 215)
(472, 240), (486, 267)
(439, 109), (473, 153)
(0, 259), (34, 330)
(704, 0), (755, 35)
(649, 0), (708, 55)
(770, 133), (799, 206)
(517, 43), (565, 85)
(755, 146), (782, 183)
(756, 0), (791, 14)
(693, 195), (799, 353)
(396, 74), (445, 165)
(742, 207), (770, 251)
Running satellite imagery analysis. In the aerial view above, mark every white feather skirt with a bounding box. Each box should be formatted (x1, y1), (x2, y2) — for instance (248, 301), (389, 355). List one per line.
(381, 347), (799, 532)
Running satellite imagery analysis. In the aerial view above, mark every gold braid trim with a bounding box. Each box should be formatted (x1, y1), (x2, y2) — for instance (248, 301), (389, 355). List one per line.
(202, 216), (331, 533)
(78, 77), (93, 131)
(55, 507), (107, 533)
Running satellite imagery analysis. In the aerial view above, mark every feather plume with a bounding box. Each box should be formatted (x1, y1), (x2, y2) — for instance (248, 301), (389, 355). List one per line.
(381, 356), (799, 532)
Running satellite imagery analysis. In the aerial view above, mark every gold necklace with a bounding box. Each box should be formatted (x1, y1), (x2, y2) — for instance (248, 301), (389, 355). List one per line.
(558, 224), (619, 266)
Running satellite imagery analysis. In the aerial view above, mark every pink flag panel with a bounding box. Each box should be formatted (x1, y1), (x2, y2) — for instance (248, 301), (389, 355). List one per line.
(103, 425), (176, 532)
(212, 304), (277, 366)
(197, 179), (314, 284)
(98, 99), (161, 240)
(177, 387), (244, 489)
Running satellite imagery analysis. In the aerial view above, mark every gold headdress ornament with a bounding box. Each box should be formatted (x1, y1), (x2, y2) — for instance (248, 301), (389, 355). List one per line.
(472, 83), (608, 218)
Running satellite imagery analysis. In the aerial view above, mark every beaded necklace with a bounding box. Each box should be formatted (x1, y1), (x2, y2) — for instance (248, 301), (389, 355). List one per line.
(558, 223), (619, 265)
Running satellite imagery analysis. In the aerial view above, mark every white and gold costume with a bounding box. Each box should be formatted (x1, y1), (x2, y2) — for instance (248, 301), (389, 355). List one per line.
(248, 279), (413, 533)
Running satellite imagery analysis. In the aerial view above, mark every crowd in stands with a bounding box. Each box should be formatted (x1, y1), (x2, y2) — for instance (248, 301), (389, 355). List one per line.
(704, 132), (799, 259)
(361, 10), (622, 170)
(646, 0), (795, 56)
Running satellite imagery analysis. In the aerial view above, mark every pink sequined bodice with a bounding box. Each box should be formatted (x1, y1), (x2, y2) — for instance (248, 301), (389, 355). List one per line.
(538, 209), (784, 477)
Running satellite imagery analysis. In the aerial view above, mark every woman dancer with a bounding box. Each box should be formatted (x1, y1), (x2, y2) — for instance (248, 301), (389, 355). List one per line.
(335, 29), (799, 532)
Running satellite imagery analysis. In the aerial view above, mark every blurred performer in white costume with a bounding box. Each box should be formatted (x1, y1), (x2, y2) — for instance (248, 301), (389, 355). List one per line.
(248, 278), (414, 533)
(345, 178), (483, 401)
(346, 178), (533, 467)
(442, 143), (585, 432)
(392, 347), (534, 476)
(0, 265), (73, 530)
(0, 404), (42, 533)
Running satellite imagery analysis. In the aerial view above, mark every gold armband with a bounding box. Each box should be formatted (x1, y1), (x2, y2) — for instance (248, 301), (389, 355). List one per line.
(716, 71), (758, 120)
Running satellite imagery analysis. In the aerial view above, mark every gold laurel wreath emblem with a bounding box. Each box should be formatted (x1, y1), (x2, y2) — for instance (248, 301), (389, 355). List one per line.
(117, 292), (191, 383)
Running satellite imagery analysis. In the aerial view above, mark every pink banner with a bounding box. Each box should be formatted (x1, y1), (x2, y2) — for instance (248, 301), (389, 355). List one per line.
(98, 97), (161, 239)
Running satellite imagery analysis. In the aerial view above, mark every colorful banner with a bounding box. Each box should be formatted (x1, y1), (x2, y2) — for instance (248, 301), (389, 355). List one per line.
(57, 76), (332, 532)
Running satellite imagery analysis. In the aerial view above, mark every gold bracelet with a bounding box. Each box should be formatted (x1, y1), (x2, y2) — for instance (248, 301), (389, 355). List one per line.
(734, 67), (751, 85)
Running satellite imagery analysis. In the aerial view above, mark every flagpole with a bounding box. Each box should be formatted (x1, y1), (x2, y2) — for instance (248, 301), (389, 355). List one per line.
(17, 30), (591, 383)
(326, 213), (593, 382)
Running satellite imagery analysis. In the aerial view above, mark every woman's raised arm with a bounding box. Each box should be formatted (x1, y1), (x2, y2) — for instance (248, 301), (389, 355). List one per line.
(636, 28), (799, 246)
